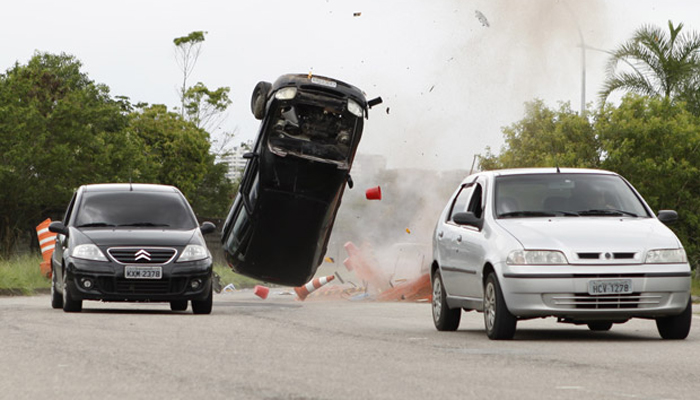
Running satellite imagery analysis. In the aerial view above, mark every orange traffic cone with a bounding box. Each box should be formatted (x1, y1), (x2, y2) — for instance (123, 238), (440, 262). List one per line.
(35, 218), (57, 278)
(294, 275), (335, 301)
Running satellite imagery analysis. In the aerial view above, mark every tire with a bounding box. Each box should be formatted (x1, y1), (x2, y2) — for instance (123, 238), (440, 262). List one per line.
(483, 273), (517, 340)
(191, 287), (213, 315)
(62, 275), (82, 313)
(431, 270), (461, 331)
(250, 81), (272, 120)
(656, 298), (692, 340)
(51, 267), (63, 309)
(170, 300), (188, 312)
(587, 322), (613, 331)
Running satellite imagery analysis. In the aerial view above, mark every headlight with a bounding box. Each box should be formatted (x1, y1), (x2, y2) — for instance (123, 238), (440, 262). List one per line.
(177, 245), (210, 262)
(274, 87), (297, 100)
(71, 244), (108, 262)
(645, 248), (687, 264)
(507, 250), (568, 265)
(347, 99), (363, 117)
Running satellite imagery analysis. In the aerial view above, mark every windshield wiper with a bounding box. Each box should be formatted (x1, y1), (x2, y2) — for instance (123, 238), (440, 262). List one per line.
(118, 222), (170, 227)
(578, 209), (638, 217)
(76, 222), (115, 228)
(499, 211), (557, 218)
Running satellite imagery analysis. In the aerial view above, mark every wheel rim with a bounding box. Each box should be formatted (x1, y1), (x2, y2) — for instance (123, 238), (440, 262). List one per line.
(484, 281), (496, 331)
(432, 276), (442, 322)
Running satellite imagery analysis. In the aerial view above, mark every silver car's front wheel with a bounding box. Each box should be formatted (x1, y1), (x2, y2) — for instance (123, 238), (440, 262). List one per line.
(432, 270), (460, 331)
(484, 273), (516, 340)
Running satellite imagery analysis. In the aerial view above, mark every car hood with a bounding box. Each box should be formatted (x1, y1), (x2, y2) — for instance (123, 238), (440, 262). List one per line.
(496, 217), (681, 253)
(76, 228), (198, 247)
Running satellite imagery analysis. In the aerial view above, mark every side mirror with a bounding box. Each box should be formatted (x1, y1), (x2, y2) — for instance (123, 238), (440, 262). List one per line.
(367, 97), (383, 108)
(242, 152), (256, 160)
(657, 210), (678, 225)
(200, 221), (217, 235)
(452, 212), (483, 230)
(48, 221), (69, 237)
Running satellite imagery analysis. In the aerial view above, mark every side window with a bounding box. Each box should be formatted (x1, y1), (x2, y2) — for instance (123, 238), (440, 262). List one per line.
(449, 184), (474, 221)
(467, 183), (484, 219)
(63, 192), (77, 225)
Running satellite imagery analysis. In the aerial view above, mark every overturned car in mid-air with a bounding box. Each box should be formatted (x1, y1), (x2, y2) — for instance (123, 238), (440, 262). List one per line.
(221, 74), (382, 286)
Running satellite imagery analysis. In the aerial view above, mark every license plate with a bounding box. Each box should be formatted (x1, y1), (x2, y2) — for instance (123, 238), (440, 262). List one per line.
(125, 266), (162, 279)
(587, 279), (633, 295)
(311, 76), (337, 88)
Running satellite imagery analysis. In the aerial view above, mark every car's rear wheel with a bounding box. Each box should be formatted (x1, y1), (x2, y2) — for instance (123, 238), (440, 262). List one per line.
(51, 267), (63, 309)
(656, 298), (692, 340)
(170, 300), (188, 312)
(191, 287), (213, 315)
(62, 276), (82, 313)
(431, 270), (460, 331)
(250, 81), (272, 120)
(587, 322), (613, 331)
(484, 273), (516, 340)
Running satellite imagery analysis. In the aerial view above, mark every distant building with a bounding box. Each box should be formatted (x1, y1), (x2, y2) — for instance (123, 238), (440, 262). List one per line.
(221, 141), (253, 182)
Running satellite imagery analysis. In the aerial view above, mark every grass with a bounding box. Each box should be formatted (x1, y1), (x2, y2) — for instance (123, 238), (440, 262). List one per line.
(0, 254), (262, 295)
(0, 255), (51, 295)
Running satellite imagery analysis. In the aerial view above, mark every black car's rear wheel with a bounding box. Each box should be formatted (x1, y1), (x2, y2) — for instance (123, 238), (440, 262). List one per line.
(62, 276), (82, 313)
(656, 298), (692, 340)
(484, 273), (516, 340)
(431, 270), (460, 331)
(191, 286), (213, 315)
(250, 81), (271, 120)
(51, 267), (63, 309)
(170, 300), (188, 312)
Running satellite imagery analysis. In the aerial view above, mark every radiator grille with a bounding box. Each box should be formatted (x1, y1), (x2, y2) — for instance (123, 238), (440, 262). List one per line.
(107, 247), (177, 264)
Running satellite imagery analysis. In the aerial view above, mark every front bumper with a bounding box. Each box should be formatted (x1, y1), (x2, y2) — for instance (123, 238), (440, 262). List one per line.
(65, 258), (213, 302)
(499, 263), (691, 320)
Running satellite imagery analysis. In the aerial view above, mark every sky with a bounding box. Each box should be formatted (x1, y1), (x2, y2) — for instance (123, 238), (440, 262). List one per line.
(3, 0), (699, 171)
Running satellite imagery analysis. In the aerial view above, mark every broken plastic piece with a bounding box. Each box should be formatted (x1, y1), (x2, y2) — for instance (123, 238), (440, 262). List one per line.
(366, 186), (382, 200)
(254, 285), (270, 299)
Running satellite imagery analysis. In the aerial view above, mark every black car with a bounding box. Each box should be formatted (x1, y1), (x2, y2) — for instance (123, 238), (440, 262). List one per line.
(221, 74), (381, 286)
(48, 183), (216, 313)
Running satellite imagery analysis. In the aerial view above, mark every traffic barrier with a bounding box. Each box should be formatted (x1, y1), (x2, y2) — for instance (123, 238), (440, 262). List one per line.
(376, 273), (431, 302)
(254, 285), (270, 299)
(35, 218), (56, 278)
(294, 275), (335, 301)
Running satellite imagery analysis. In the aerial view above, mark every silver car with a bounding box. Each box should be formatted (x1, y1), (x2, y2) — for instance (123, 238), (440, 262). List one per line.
(431, 168), (692, 340)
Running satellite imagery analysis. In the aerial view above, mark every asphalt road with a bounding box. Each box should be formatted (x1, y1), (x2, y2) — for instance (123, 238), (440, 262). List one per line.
(1, 291), (699, 400)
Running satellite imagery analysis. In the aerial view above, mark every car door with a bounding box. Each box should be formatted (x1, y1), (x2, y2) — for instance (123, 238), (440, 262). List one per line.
(52, 191), (77, 285)
(440, 179), (488, 298)
(439, 183), (475, 297)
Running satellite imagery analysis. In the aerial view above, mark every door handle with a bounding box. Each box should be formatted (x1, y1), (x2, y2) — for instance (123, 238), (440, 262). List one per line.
(438, 231), (444, 239)
(456, 235), (462, 243)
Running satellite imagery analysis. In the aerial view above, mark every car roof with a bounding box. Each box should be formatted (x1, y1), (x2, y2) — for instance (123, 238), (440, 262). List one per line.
(79, 183), (182, 194)
(461, 168), (619, 185)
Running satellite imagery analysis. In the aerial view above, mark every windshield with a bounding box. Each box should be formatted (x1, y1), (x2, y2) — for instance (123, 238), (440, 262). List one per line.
(74, 191), (198, 229)
(267, 101), (360, 167)
(494, 173), (651, 218)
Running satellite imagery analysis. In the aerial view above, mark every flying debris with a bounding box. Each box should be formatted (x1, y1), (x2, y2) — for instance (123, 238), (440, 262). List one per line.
(475, 10), (489, 27)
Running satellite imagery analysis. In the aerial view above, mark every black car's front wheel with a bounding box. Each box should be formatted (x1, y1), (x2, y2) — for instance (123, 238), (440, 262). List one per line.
(170, 300), (188, 312)
(483, 273), (516, 340)
(62, 276), (82, 313)
(191, 286), (213, 315)
(431, 270), (460, 331)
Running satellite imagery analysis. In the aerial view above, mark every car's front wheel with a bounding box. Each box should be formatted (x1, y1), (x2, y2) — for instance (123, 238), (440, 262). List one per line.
(191, 287), (213, 315)
(51, 267), (63, 309)
(484, 273), (517, 340)
(62, 276), (82, 313)
(656, 298), (692, 340)
(431, 270), (460, 331)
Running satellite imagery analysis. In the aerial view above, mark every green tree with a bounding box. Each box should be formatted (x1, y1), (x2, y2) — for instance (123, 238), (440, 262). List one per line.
(480, 100), (599, 170)
(601, 21), (700, 102)
(0, 52), (133, 254)
(597, 95), (700, 267)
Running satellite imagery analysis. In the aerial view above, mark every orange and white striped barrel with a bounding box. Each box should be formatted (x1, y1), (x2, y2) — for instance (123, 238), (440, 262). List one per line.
(35, 218), (57, 278)
(294, 275), (335, 301)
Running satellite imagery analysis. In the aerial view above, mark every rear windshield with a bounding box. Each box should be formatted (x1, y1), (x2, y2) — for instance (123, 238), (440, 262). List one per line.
(494, 173), (651, 218)
(74, 191), (198, 229)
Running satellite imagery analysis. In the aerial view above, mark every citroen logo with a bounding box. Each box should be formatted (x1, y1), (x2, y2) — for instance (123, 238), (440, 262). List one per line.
(134, 249), (151, 261)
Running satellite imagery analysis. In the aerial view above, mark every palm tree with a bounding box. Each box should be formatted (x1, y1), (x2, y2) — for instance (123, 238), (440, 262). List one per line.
(600, 21), (700, 102)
